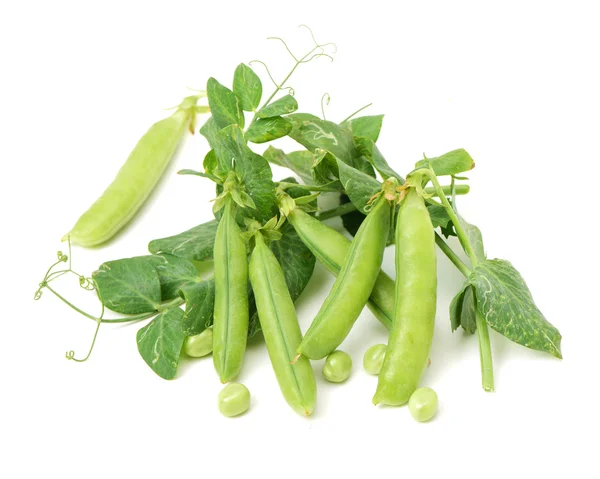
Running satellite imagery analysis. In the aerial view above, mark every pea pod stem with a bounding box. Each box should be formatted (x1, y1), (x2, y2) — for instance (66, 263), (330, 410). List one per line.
(316, 185), (470, 221)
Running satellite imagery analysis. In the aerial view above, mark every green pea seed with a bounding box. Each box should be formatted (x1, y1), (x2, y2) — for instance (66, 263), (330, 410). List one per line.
(218, 383), (250, 418)
(408, 387), (438, 422)
(363, 344), (387, 375)
(183, 328), (213, 358)
(322, 350), (352, 383)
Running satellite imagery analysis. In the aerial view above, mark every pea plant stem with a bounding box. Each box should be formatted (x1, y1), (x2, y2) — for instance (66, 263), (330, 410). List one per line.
(434, 233), (470, 277)
(317, 202), (358, 221)
(44, 284), (183, 324)
(419, 169), (478, 266)
(416, 167), (495, 393)
(476, 310), (495, 391)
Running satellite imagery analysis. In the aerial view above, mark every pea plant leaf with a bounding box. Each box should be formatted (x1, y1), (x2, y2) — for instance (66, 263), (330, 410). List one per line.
(427, 203), (453, 230)
(93, 257), (162, 314)
(199, 117), (219, 150)
(286, 114), (376, 178)
(469, 259), (562, 358)
(272, 222), (316, 300)
(213, 123), (247, 173)
(342, 115), (384, 142)
(354, 137), (403, 183)
(233, 63), (262, 112)
(337, 159), (382, 214)
(449, 283), (477, 334)
(459, 215), (486, 262)
(245, 117), (292, 144)
(311, 150), (339, 185)
(263, 146), (313, 184)
(180, 278), (216, 336)
(148, 219), (218, 262)
(415, 148), (475, 177)
(257, 95), (298, 118)
(222, 126), (278, 222)
(136, 307), (186, 380)
(206, 77), (244, 130)
(146, 254), (202, 301)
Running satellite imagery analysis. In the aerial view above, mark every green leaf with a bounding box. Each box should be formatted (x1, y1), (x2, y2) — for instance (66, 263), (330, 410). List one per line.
(233, 64), (262, 112)
(469, 259), (562, 358)
(427, 203), (453, 230)
(449, 283), (477, 334)
(245, 117), (292, 144)
(263, 146), (313, 184)
(203, 150), (218, 177)
(287, 114), (376, 178)
(415, 149), (475, 177)
(93, 257), (161, 314)
(148, 220), (218, 262)
(136, 307), (186, 380)
(257, 95), (298, 118)
(180, 279), (216, 336)
(146, 254), (201, 301)
(206, 77), (244, 130)
(199, 117), (219, 150)
(337, 159), (382, 214)
(271, 223), (316, 300)
(212, 124), (247, 173)
(354, 137), (403, 182)
(217, 125), (277, 222)
(459, 215), (486, 262)
(311, 150), (338, 185)
(342, 115), (384, 142)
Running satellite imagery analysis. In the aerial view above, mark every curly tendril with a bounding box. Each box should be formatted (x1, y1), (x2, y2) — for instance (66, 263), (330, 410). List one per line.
(34, 237), (159, 363)
(321, 93), (331, 120)
(249, 26), (336, 115)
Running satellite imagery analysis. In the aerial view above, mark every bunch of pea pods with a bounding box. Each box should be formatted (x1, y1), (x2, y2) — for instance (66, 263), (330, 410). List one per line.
(36, 34), (562, 422)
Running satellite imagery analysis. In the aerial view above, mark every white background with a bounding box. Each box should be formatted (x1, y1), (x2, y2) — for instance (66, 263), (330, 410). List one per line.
(1, 1), (599, 478)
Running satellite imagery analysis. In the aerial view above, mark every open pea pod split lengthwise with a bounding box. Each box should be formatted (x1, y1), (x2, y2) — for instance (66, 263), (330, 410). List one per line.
(35, 33), (561, 419)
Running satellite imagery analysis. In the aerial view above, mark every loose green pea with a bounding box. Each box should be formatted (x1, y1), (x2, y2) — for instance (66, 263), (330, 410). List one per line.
(363, 344), (387, 375)
(218, 383), (250, 418)
(183, 328), (213, 358)
(408, 387), (438, 422)
(322, 350), (352, 383)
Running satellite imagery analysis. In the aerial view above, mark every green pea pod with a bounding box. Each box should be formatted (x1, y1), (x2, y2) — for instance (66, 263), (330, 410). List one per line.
(373, 188), (437, 406)
(65, 96), (204, 247)
(249, 233), (317, 416)
(297, 196), (391, 360)
(287, 208), (394, 329)
(213, 200), (249, 383)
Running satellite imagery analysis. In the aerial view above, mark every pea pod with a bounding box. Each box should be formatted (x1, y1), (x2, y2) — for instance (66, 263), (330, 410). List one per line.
(297, 196), (391, 360)
(373, 187), (437, 406)
(213, 200), (249, 383)
(249, 232), (317, 416)
(287, 207), (394, 329)
(66, 96), (206, 247)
